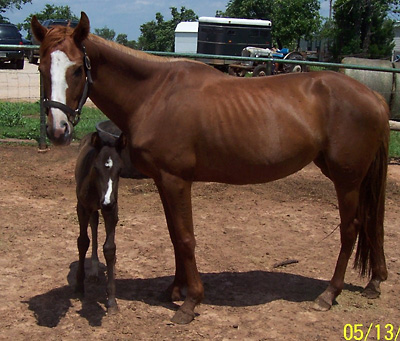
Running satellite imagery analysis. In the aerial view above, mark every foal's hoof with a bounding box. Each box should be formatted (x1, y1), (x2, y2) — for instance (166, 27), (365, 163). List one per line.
(362, 280), (381, 299)
(171, 307), (195, 324)
(312, 296), (332, 312)
(107, 305), (119, 315)
(74, 284), (85, 298)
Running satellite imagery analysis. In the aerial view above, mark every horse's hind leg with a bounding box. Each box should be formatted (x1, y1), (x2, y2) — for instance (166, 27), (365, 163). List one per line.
(102, 206), (118, 314)
(314, 185), (360, 311)
(76, 202), (90, 295)
(88, 211), (100, 281)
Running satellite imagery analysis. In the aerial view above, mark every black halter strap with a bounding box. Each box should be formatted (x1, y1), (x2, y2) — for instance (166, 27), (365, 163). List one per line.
(43, 44), (93, 127)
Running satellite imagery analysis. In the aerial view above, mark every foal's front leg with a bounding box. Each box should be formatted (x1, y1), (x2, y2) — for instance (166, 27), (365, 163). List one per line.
(102, 206), (119, 314)
(88, 211), (100, 281)
(157, 173), (204, 324)
(76, 202), (90, 294)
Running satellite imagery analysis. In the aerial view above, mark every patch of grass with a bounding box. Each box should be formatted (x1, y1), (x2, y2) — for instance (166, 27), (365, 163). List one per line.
(389, 131), (400, 158)
(1, 101), (400, 159)
(0, 101), (107, 143)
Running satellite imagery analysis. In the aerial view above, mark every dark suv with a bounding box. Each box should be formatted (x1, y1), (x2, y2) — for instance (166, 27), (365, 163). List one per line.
(29, 19), (78, 64)
(0, 23), (24, 69)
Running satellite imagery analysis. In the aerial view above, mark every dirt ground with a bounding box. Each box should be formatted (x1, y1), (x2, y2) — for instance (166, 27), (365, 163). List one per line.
(0, 143), (399, 340)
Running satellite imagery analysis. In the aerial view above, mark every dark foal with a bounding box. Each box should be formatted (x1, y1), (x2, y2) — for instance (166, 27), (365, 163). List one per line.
(75, 131), (126, 313)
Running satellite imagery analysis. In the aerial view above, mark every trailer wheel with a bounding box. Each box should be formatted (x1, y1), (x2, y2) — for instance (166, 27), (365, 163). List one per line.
(282, 52), (304, 73)
(252, 64), (269, 77)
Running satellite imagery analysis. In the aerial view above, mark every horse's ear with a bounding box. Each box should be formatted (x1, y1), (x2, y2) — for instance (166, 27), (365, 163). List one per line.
(72, 12), (90, 45)
(31, 15), (47, 43)
(116, 134), (127, 152)
(90, 132), (102, 150)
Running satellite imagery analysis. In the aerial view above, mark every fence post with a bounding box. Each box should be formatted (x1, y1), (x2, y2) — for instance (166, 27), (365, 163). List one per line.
(39, 73), (47, 150)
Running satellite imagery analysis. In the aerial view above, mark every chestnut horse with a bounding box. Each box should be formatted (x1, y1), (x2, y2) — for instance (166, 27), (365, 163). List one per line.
(75, 132), (126, 313)
(32, 13), (390, 324)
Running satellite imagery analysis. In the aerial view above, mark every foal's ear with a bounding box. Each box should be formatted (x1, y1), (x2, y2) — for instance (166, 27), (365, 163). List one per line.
(90, 132), (103, 150)
(72, 12), (90, 45)
(116, 134), (127, 152)
(31, 15), (47, 43)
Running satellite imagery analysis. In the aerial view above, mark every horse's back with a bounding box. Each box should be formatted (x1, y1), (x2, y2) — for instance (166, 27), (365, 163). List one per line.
(133, 70), (390, 184)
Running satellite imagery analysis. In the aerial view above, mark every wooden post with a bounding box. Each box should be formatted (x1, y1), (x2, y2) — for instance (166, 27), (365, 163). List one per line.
(39, 73), (47, 150)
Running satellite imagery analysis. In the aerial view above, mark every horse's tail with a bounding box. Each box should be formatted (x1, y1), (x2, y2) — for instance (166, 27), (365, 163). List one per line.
(354, 131), (389, 278)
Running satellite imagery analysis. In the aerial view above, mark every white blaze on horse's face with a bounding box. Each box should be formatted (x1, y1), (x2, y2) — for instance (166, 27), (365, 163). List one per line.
(49, 50), (76, 138)
(103, 157), (114, 206)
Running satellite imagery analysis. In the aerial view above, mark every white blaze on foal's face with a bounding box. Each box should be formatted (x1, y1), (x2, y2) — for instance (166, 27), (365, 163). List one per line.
(103, 157), (114, 206)
(50, 50), (76, 107)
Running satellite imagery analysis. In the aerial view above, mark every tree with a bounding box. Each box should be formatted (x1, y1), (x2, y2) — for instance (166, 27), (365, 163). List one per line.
(217, 0), (321, 49)
(94, 26), (116, 41)
(21, 4), (78, 35)
(138, 6), (197, 51)
(95, 26), (137, 48)
(332, 0), (400, 59)
(0, 0), (31, 23)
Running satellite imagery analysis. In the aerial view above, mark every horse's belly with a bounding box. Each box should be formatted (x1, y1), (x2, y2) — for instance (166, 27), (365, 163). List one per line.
(193, 151), (317, 185)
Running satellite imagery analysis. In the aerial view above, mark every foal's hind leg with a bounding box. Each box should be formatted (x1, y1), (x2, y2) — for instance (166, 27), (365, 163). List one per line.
(88, 211), (100, 281)
(314, 185), (360, 311)
(76, 202), (90, 295)
(102, 206), (119, 314)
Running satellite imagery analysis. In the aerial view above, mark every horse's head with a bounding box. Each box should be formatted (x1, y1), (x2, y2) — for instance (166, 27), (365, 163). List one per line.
(90, 132), (126, 210)
(31, 12), (91, 146)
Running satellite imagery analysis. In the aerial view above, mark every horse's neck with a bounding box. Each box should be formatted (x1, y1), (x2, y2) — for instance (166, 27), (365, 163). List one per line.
(86, 39), (160, 130)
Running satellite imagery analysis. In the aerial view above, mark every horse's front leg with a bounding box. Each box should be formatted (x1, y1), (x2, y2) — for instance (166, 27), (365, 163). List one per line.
(76, 202), (90, 295)
(102, 206), (119, 314)
(156, 173), (204, 324)
(88, 211), (100, 281)
(156, 183), (187, 302)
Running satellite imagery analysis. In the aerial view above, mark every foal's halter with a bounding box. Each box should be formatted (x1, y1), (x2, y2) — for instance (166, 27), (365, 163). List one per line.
(43, 45), (93, 127)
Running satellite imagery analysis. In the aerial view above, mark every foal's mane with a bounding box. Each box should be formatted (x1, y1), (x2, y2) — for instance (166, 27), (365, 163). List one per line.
(41, 25), (190, 64)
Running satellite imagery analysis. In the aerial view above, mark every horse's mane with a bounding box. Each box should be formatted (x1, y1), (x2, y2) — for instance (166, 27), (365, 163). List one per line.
(88, 34), (177, 63)
(41, 25), (193, 64)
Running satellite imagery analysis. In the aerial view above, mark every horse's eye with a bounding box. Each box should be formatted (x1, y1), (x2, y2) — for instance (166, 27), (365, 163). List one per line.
(74, 67), (83, 78)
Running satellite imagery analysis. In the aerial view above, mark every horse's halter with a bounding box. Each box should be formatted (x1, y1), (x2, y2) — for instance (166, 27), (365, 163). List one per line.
(43, 45), (93, 127)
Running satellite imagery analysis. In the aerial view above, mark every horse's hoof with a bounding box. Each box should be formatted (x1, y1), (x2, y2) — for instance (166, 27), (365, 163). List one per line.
(362, 281), (381, 299)
(170, 307), (195, 324)
(312, 296), (332, 311)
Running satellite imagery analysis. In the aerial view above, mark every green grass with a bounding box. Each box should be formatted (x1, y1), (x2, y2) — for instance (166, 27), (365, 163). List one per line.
(0, 101), (107, 143)
(1, 101), (400, 158)
(389, 131), (400, 158)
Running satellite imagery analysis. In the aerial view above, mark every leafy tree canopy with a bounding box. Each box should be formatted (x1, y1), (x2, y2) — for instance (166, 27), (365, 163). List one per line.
(138, 6), (197, 51)
(0, 0), (31, 23)
(218, 0), (321, 49)
(332, 0), (400, 59)
(21, 4), (78, 35)
(94, 26), (116, 41)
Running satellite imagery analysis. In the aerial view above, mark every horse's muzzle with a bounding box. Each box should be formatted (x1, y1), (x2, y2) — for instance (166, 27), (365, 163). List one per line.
(47, 118), (73, 146)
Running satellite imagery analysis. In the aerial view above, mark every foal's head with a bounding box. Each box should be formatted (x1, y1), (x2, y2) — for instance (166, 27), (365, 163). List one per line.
(90, 132), (126, 210)
(31, 12), (91, 145)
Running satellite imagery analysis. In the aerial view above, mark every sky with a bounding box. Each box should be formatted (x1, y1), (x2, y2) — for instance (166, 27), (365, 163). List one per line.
(4, 0), (331, 41)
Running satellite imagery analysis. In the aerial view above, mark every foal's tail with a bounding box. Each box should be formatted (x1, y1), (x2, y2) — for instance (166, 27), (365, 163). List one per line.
(354, 133), (389, 278)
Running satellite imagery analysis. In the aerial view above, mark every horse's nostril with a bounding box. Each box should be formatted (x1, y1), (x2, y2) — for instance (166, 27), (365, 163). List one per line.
(61, 120), (69, 134)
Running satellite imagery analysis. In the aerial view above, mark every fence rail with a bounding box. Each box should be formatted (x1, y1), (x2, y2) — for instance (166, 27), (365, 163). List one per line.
(0, 45), (399, 145)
